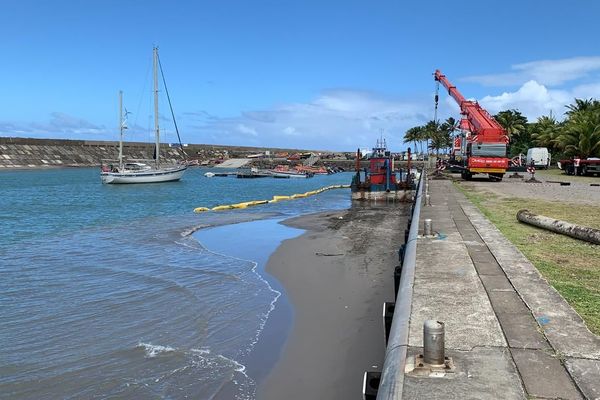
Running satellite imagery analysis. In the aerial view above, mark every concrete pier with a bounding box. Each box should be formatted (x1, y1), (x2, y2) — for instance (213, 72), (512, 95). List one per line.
(0, 137), (183, 168)
(401, 179), (600, 399)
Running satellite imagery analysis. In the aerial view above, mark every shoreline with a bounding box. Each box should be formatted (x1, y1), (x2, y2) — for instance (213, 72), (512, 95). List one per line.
(192, 218), (304, 399)
(258, 203), (410, 399)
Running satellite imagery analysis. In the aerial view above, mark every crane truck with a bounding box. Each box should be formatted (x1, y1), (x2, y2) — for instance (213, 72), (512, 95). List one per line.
(434, 70), (510, 181)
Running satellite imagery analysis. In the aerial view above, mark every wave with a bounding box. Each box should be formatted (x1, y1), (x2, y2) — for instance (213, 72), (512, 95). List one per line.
(137, 342), (176, 358)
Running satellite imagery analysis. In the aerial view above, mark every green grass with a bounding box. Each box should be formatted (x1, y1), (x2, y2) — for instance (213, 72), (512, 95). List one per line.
(455, 182), (600, 335)
(536, 168), (600, 184)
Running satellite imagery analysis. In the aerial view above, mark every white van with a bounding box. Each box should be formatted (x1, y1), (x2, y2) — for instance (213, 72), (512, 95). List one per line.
(526, 147), (551, 169)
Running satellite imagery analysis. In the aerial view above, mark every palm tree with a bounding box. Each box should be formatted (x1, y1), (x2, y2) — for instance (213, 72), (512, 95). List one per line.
(439, 117), (458, 153)
(494, 110), (529, 156)
(494, 109), (528, 140)
(422, 120), (440, 155)
(565, 98), (599, 116)
(531, 114), (561, 151)
(403, 126), (423, 154)
(557, 99), (600, 158)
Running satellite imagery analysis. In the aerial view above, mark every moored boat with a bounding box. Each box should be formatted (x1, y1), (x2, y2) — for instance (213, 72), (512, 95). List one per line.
(101, 47), (187, 184)
(269, 165), (314, 178)
(270, 171), (314, 178)
(350, 137), (414, 200)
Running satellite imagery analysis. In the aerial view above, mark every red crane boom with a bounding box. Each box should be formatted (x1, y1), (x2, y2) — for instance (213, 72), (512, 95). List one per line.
(434, 69), (508, 143)
(433, 69), (509, 180)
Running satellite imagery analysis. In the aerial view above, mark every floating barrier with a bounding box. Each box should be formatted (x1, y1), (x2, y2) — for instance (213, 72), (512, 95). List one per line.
(193, 184), (350, 213)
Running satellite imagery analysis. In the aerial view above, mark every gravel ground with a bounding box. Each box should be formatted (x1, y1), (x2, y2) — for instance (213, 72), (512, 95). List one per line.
(455, 174), (600, 205)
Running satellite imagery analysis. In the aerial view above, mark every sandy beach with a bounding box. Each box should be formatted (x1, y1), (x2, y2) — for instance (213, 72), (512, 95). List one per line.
(258, 203), (410, 399)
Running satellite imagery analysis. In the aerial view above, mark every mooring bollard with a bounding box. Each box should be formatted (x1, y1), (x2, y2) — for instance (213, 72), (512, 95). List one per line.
(398, 244), (405, 263)
(425, 194), (431, 206)
(424, 218), (432, 236)
(423, 320), (445, 366)
(362, 371), (381, 400)
(394, 265), (403, 297)
(383, 302), (395, 345)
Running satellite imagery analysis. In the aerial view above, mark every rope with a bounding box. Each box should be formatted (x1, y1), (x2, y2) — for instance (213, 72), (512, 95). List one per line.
(156, 52), (187, 160)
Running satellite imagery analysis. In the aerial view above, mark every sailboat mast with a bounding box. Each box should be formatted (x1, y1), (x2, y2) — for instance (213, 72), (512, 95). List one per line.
(118, 90), (124, 168)
(153, 47), (160, 168)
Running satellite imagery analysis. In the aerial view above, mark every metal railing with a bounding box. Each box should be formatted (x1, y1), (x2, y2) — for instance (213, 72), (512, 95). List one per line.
(376, 169), (425, 399)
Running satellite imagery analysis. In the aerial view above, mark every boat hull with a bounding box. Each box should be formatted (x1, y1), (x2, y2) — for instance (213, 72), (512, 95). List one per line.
(101, 166), (187, 184)
(269, 171), (313, 178)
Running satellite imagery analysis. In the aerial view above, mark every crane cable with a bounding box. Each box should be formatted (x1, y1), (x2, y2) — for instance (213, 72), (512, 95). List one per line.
(433, 79), (440, 124)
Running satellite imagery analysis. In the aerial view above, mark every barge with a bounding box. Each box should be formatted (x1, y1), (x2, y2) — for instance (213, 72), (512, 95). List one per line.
(351, 139), (415, 201)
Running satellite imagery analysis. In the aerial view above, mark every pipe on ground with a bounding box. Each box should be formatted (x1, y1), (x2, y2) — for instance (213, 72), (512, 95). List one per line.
(516, 209), (600, 245)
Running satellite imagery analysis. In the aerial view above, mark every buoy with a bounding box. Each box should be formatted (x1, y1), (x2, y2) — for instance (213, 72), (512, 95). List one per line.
(193, 184), (350, 213)
(212, 205), (234, 211)
(272, 195), (291, 201)
(250, 200), (268, 205)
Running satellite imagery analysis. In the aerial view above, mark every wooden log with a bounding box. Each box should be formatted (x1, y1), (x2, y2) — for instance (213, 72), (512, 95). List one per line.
(517, 209), (600, 245)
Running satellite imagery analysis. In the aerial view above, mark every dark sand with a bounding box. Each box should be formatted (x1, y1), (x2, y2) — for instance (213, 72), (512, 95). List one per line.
(258, 203), (410, 399)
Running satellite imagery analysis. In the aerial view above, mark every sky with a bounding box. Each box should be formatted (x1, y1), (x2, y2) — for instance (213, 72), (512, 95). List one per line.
(1, 0), (600, 151)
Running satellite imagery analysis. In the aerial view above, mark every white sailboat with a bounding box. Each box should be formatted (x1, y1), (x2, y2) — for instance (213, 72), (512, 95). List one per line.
(101, 47), (187, 184)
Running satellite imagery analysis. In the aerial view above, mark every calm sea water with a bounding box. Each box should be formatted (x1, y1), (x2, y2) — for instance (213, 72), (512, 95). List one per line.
(0, 168), (352, 399)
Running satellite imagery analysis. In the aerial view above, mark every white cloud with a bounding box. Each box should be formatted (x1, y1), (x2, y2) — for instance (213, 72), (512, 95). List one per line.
(464, 56), (600, 87)
(1, 112), (110, 137)
(478, 80), (600, 120)
(282, 126), (298, 136)
(187, 89), (434, 151)
(236, 123), (258, 136)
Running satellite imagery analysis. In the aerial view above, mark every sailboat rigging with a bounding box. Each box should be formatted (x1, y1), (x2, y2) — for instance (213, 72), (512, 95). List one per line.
(101, 47), (187, 184)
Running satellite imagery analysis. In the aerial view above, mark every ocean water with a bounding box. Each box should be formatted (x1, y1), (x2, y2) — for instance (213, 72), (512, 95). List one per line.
(0, 168), (352, 399)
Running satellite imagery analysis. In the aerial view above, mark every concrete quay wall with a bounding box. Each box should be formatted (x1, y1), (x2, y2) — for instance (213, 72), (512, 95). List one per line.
(0, 137), (183, 169)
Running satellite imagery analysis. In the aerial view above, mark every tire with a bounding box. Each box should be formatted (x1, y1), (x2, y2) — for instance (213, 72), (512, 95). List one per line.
(461, 171), (472, 180)
(489, 173), (504, 182)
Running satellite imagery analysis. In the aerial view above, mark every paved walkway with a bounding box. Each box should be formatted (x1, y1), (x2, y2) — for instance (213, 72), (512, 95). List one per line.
(402, 178), (600, 400)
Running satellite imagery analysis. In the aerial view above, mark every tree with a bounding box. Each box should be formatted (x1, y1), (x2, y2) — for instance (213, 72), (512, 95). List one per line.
(565, 98), (598, 116)
(440, 117), (457, 153)
(494, 109), (528, 140)
(494, 109), (530, 156)
(558, 99), (600, 158)
(403, 126), (423, 154)
(531, 114), (561, 152)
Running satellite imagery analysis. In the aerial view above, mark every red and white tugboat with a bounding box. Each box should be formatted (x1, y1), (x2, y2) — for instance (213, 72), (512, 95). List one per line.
(350, 138), (415, 201)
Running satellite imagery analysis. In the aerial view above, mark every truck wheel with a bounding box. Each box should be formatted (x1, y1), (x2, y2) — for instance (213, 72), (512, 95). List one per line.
(489, 173), (504, 182)
(461, 171), (472, 180)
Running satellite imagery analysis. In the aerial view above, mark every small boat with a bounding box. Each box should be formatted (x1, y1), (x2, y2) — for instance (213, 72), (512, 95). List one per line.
(237, 168), (271, 178)
(295, 165), (329, 175)
(269, 165), (314, 178)
(270, 170), (314, 178)
(204, 172), (216, 178)
(101, 47), (187, 184)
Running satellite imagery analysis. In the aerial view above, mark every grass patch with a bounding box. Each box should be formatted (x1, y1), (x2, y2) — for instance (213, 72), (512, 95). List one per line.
(455, 182), (600, 335)
(536, 168), (600, 184)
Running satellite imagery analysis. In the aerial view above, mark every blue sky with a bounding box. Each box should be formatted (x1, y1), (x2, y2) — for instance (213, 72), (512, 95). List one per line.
(1, 0), (599, 150)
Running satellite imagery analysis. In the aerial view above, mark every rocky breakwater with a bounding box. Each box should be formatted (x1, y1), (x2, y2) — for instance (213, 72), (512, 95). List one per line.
(0, 137), (182, 169)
